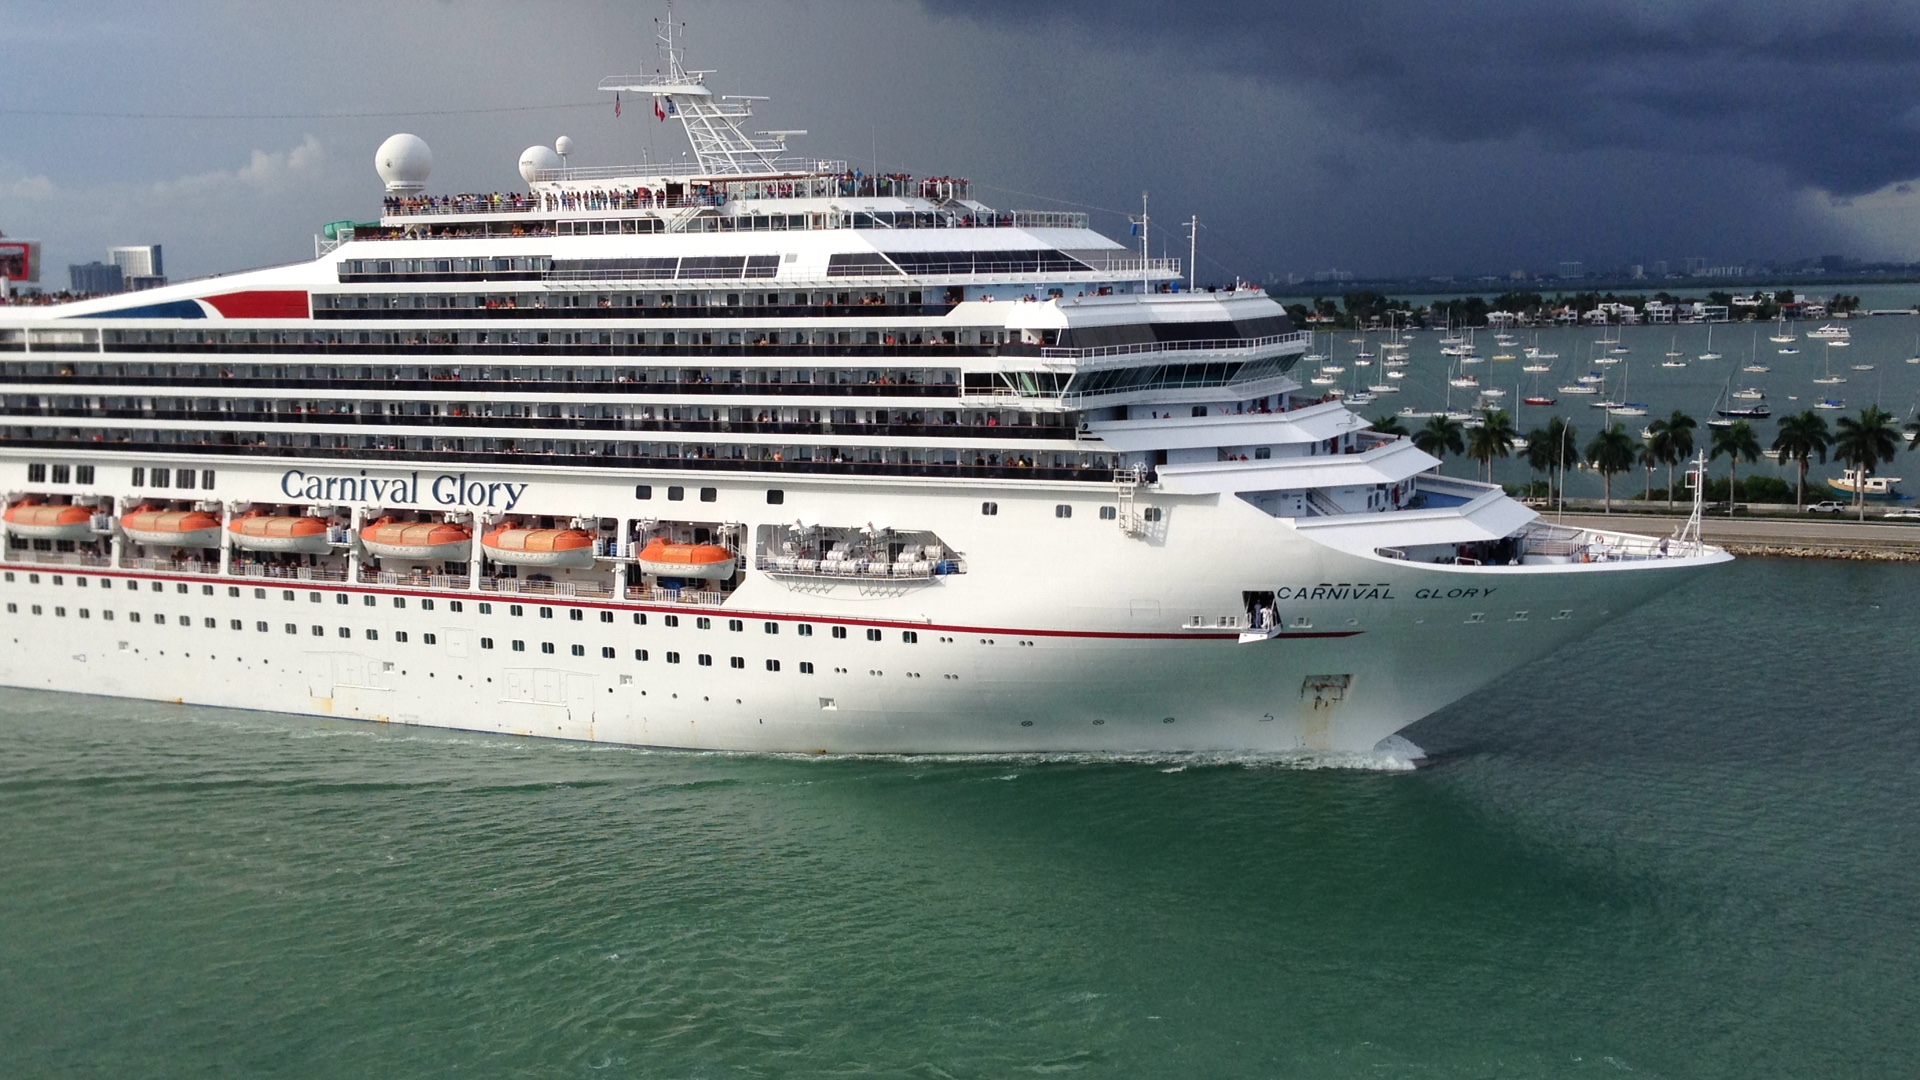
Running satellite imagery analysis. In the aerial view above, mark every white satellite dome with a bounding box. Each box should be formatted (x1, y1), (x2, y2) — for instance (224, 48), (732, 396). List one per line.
(518, 144), (563, 184)
(554, 135), (575, 157)
(375, 133), (433, 195)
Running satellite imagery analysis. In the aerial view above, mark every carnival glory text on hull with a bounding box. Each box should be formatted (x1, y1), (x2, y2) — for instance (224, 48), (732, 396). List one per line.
(0, 23), (1727, 757)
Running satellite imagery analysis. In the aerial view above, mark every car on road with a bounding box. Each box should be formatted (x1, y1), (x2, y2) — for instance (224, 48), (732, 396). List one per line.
(1883, 507), (1920, 520)
(1806, 501), (1848, 514)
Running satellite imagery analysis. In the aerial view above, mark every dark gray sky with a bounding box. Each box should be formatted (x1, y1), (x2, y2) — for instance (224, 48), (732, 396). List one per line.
(5, 0), (1920, 284)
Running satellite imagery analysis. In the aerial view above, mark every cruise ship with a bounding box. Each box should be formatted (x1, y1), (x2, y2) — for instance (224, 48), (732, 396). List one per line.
(0, 31), (1728, 760)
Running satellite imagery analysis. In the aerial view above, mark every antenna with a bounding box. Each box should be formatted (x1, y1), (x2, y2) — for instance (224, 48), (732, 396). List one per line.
(1185, 214), (1204, 289)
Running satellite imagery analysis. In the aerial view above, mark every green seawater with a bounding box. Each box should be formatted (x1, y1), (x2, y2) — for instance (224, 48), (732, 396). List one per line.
(1, 557), (1915, 1078)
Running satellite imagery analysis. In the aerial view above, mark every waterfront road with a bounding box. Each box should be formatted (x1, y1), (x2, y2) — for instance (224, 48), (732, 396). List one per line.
(1547, 510), (1920, 554)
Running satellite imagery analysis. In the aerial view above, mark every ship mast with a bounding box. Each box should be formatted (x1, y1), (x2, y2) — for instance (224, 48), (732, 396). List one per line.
(599, 3), (797, 175)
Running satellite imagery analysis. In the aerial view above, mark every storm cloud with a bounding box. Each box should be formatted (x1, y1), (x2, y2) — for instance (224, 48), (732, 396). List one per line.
(2, 1), (1918, 283)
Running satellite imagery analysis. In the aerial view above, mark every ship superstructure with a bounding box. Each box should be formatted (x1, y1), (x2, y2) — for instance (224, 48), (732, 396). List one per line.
(0, 27), (1728, 759)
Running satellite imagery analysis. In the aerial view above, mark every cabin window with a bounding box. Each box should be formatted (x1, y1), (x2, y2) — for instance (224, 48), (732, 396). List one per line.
(1142, 507), (1163, 522)
(666, 651), (681, 663)
(730, 656), (745, 669)
(394, 631), (408, 643)
(634, 649), (649, 661)
(865, 628), (882, 641)
(698, 654), (713, 666)
(981, 502), (998, 516)
(764, 621), (779, 634)
(424, 633), (437, 645)
(511, 640), (525, 652)
(599, 611), (613, 623)
(50, 465), (69, 484)
(481, 637), (495, 649)
(635, 484), (652, 500)
(26, 464), (45, 483)
(130, 467), (145, 486)
(449, 601), (462, 612)
(539, 606), (553, 619)
(1100, 506), (1118, 520)
(75, 466), (94, 484)
(766, 659), (781, 672)
(633, 613), (647, 625)
(285, 623), (297, 634)
(570, 644), (584, 657)
(601, 646), (615, 658)
(664, 614), (679, 627)
(700, 487), (717, 502)
(832, 626), (848, 639)
(797, 624), (813, 637)
(766, 489), (784, 505)
(569, 609), (583, 622)
(201, 470), (216, 490)
(1054, 505), (1072, 518)
(902, 631), (918, 643)
(393, 597), (406, 609)
(696, 617), (712, 629)
(478, 602), (492, 614)
(799, 662), (814, 674)
(667, 486), (685, 501)
(510, 604), (524, 616)
(728, 619), (743, 632)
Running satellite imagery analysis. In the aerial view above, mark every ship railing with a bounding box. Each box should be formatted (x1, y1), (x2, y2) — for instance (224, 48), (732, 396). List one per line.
(528, 157), (852, 183)
(231, 562), (348, 583)
(1037, 330), (1309, 362)
(360, 569), (474, 590)
(21, 551), (112, 568)
(1518, 522), (1698, 562)
(623, 583), (729, 606)
(477, 577), (615, 599)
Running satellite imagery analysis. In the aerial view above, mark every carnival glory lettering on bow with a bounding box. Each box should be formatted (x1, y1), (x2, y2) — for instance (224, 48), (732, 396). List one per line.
(279, 470), (528, 510)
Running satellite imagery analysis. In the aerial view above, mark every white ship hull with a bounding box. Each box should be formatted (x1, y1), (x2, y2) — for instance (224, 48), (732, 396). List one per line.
(0, 461), (1722, 757)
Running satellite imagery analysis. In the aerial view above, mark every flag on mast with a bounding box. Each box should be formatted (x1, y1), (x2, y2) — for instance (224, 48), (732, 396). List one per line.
(654, 96), (667, 121)
(614, 93), (622, 118)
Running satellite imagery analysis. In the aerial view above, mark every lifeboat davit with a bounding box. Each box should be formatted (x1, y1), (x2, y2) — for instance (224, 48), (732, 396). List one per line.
(228, 512), (332, 555)
(482, 526), (597, 569)
(121, 508), (223, 548)
(4, 501), (98, 541)
(636, 538), (737, 581)
(359, 519), (472, 562)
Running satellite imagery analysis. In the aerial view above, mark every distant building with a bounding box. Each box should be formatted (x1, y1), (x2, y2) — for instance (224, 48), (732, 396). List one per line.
(108, 244), (166, 291)
(68, 261), (124, 294)
(1557, 260), (1585, 279)
(1684, 257), (1708, 276)
(1630, 264), (1645, 280)
(1652, 260), (1669, 277)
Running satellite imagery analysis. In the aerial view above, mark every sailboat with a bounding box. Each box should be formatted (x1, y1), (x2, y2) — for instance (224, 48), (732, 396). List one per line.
(1605, 362), (1647, 416)
(1813, 342), (1846, 385)
(1698, 324), (1722, 361)
(1768, 316), (1796, 344)
(1907, 332), (1920, 364)
(1661, 334), (1686, 367)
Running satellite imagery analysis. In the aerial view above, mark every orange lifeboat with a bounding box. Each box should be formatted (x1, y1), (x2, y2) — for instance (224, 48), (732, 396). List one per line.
(121, 508), (223, 548)
(228, 511), (332, 555)
(482, 526), (596, 569)
(636, 538), (737, 581)
(3, 501), (97, 541)
(359, 518), (472, 562)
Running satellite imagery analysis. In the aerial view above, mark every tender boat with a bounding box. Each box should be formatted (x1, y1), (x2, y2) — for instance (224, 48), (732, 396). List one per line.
(636, 538), (737, 580)
(1829, 468), (1908, 501)
(3, 501), (97, 541)
(482, 525), (597, 569)
(1558, 384), (1599, 395)
(1731, 388), (1766, 401)
(228, 512), (332, 554)
(1523, 395), (1558, 406)
(1717, 404), (1772, 419)
(359, 518), (473, 561)
(1814, 398), (1847, 411)
(121, 508), (223, 548)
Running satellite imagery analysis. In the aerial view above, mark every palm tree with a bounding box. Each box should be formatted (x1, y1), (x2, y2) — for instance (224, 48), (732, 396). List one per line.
(1413, 415), (1465, 472)
(1369, 415), (1409, 438)
(1644, 410), (1697, 508)
(1465, 408), (1517, 483)
(1770, 410), (1831, 509)
(1906, 415), (1920, 451)
(1585, 423), (1637, 512)
(1709, 420), (1763, 516)
(1833, 406), (1903, 520)
(1525, 417), (1576, 508)
(1639, 441), (1661, 503)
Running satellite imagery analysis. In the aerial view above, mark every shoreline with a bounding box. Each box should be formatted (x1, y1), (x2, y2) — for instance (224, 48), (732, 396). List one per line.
(1547, 510), (1920, 562)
